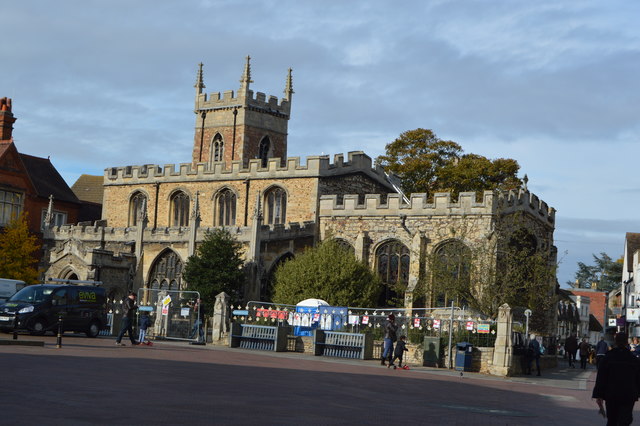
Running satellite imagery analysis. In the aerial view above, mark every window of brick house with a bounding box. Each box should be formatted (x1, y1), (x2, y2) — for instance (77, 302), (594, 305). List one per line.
(40, 209), (67, 229)
(170, 191), (190, 227)
(214, 188), (236, 226)
(264, 186), (286, 225)
(0, 190), (23, 226)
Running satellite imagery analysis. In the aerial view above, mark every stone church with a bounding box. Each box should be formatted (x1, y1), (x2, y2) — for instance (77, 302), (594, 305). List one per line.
(43, 58), (557, 311)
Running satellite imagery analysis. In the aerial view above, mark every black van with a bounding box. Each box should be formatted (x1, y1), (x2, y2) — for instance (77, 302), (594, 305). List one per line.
(0, 284), (108, 337)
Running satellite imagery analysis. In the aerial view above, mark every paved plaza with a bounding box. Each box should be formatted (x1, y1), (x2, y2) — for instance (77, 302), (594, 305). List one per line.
(0, 334), (625, 425)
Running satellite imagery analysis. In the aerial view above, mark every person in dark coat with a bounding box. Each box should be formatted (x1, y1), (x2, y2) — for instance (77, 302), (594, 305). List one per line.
(189, 298), (206, 343)
(593, 332), (640, 426)
(579, 338), (590, 370)
(565, 333), (578, 368)
(115, 292), (138, 346)
(381, 314), (398, 366)
(526, 334), (541, 376)
(389, 335), (409, 369)
(595, 336), (610, 370)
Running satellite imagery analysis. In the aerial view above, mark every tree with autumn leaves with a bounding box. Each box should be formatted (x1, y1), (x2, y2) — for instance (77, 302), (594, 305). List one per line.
(0, 213), (40, 283)
(377, 128), (522, 198)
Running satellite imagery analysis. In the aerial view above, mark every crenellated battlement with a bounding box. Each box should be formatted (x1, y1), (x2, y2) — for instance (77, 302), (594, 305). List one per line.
(46, 221), (317, 245)
(105, 151), (390, 186)
(195, 88), (291, 117)
(319, 189), (555, 223)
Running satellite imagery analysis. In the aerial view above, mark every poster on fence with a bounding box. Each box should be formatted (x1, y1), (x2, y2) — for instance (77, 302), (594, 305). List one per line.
(477, 324), (490, 333)
(433, 319), (440, 329)
(362, 315), (369, 325)
(466, 321), (474, 331)
(348, 315), (359, 325)
(413, 318), (420, 328)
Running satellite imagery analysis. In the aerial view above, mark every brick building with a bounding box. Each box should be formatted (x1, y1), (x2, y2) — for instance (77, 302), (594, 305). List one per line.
(0, 97), (82, 251)
(43, 59), (557, 325)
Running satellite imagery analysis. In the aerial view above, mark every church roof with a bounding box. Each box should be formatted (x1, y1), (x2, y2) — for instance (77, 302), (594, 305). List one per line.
(71, 174), (104, 204)
(19, 153), (79, 204)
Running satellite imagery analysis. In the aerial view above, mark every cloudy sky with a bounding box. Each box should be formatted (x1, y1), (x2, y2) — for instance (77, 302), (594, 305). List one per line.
(2, 1), (639, 286)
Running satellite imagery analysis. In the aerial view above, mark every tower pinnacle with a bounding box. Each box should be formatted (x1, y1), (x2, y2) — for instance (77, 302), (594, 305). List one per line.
(239, 55), (253, 93)
(284, 68), (294, 101)
(194, 62), (205, 95)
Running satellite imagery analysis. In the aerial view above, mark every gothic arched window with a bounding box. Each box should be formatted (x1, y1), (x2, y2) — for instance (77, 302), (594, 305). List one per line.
(148, 250), (184, 290)
(211, 133), (224, 163)
(258, 136), (271, 168)
(432, 240), (471, 308)
(170, 191), (190, 227)
(264, 186), (286, 225)
(128, 191), (147, 227)
(376, 240), (410, 307)
(214, 188), (236, 226)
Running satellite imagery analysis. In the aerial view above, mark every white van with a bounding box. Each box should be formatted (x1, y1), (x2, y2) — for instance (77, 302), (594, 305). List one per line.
(0, 279), (26, 303)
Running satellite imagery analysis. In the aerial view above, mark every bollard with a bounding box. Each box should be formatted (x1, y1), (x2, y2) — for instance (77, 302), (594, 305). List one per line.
(56, 313), (63, 348)
(13, 315), (18, 340)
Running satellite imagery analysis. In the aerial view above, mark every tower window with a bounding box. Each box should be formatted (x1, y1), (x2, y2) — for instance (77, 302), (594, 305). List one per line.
(212, 134), (224, 163)
(258, 136), (271, 168)
(170, 191), (190, 227)
(264, 186), (286, 225)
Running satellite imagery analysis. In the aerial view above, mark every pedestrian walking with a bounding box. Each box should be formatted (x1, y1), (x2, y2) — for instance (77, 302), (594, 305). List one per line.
(593, 332), (640, 425)
(381, 313), (398, 366)
(115, 292), (139, 346)
(389, 335), (409, 369)
(189, 298), (206, 343)
(579, 338), (590, 369)
(595, 336), (609, 370)
(138, 311), (151, 345)
(526, 334), (541, 376)
(565, 333), (578, 368)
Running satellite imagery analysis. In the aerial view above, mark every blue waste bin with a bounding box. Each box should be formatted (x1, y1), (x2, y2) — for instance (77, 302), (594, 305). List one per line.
(455, 342), (473, 371)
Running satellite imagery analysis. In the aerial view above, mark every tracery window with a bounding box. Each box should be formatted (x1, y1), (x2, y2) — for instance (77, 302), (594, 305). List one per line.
(170, 191), (190, 227)
(215, 188), (236, 226)
(258, 136), (271, 168)
(212, 133), (224, 163)
(376, 240), (410, 306)
(264, 186), (286, 225)
(128, 191), (147, 226)
(432, 240), (471, 308)
(148, 250), (184, 290)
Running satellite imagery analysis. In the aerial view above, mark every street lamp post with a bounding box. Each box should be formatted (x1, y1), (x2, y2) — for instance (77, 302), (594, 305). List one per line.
(524, 309), (532, 342)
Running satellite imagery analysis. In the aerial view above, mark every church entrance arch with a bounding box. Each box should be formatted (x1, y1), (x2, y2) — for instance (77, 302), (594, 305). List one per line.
(147, 250), (184, 290)
(263, 252), (294, 302)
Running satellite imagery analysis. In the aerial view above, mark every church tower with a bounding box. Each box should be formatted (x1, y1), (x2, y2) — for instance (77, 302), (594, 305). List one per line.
(192, 57), (293, 167)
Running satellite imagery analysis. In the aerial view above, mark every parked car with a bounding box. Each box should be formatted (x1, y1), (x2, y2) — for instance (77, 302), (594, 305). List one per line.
(0, 284), (108, 337)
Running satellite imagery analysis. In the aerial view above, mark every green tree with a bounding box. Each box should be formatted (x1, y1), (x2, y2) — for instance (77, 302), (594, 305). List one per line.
(272, 240), (381, 307)
(0, 213), (40, 283)
(377, 128), (522, 198)
(568, 252), (622, 292)
(183, 229), (245, 312)
(377, 128), (462, 196)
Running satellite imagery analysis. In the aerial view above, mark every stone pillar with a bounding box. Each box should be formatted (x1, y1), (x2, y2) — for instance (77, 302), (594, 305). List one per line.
(212, 292), (231, 342)
(354, 231), (370, 264)
(489, 303), (513, 376)
(405, 232), (425, 310)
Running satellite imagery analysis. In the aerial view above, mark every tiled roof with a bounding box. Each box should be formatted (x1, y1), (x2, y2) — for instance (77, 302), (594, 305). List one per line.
(71, 174), (104, 204)
(19, 153), (79, 204)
